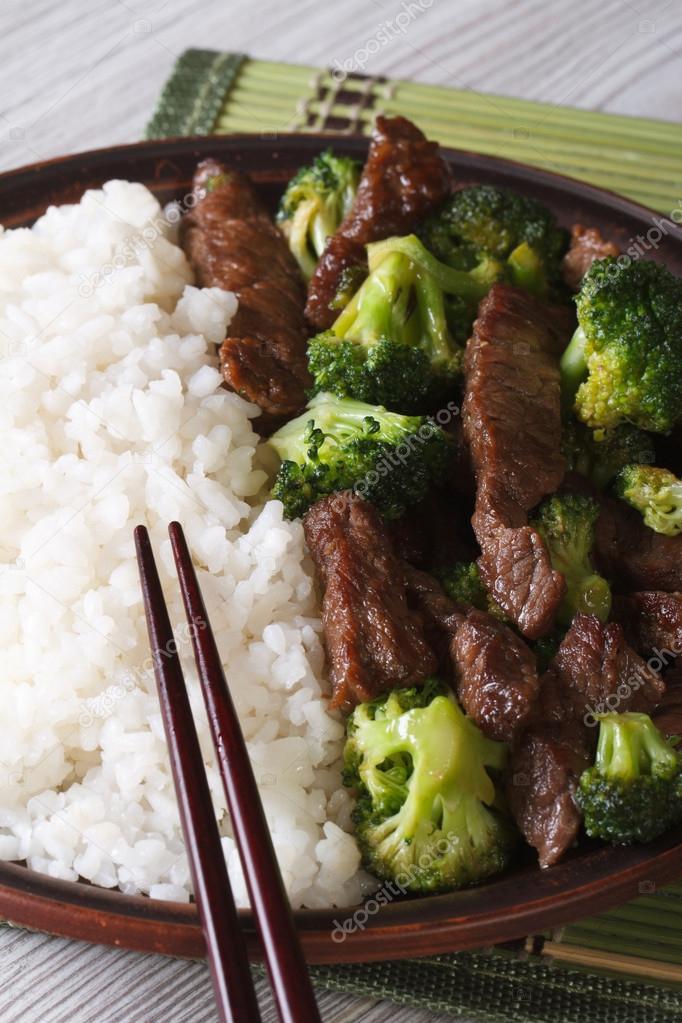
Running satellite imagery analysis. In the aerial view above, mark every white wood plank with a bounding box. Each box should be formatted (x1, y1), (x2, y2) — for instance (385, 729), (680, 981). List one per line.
(0, 1), (679, 1020)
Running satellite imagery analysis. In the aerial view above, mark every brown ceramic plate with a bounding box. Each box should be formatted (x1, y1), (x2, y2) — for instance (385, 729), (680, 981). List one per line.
(0, 134), (681, 964)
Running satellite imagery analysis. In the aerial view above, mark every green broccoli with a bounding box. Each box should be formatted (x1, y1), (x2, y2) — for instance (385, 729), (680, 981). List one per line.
(418, 184), (568, 299)
(577, 712), (682, 845)
(560, 258), (682, 434)
(532, 493), (611, 626)
(267, 392), (451, 520)
(438, 561), (488, 609)
(307, 234), (502, 411)
(436, 561), (508, 620)
(615, 465), (682, 536)
(329, 264), (367, 314)
(562, 417), (655, 490)
(343, 680), (516, 893)
(277, 150), (360, 279)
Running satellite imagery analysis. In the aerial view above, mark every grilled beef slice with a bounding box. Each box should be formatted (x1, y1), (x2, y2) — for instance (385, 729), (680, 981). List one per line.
(182, 160), (311, 426)
(305, 116), (451, 330)
(561, 224), (619, 292)
(404, 565), (539, 743)
(452, 609), (540, 743)
(462, 284), (571, 639)
(508, 612), (664, 866)
(508, 720), (590, 868)
(303, 493), (437, 712)
(543, 612), (664, 721)
(594, 496), (682, 593)
(612, 592), (682, 662)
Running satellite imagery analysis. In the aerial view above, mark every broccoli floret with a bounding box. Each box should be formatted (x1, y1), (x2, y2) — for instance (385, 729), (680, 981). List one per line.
(307, 234), (502, 411)
(562, 417), (655, 489)
(561, 258), (682, 434)
(577, 712), (682, 844)
(418, 184), (568, 299)
(437, 561), (508, 620)
(438, 562), (488, 609)
(277, 151), (360, 279)
(267, 392), (451, 520)
(615, 465), (682, 536)
(343, 680), (516, 893)
(532, 493), (611, 626)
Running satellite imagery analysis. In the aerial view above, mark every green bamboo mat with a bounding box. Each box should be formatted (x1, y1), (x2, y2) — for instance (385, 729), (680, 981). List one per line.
(146, 49), (682, 214)
(146, 50), (682, 1021)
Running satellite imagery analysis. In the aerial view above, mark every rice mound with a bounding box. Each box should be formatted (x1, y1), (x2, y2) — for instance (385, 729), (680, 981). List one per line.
(0, 181), (363, 908)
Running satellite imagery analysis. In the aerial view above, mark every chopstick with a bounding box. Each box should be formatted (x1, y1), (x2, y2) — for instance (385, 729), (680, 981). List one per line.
(135, 523), (322, 1023)
(167, 521), (322, 1023)
(135, 526), (262, 1023)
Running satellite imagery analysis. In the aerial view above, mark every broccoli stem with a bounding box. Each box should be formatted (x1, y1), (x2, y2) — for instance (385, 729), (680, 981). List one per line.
(367, 235), (495, 305)
(507, 242), (547, 297)
(332, 252), (411, 342)
(578, 574), (612, 622)
(331, 246), (459, 372)
(597, 712), (679, 781)
(310, 201), (337, 258)
(414, 269), (455, 371)
(560, 325), (589, 407)
(286, 199), (318, 280)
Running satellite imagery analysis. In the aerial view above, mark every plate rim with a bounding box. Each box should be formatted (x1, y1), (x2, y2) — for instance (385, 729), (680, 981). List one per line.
(1, 130), (681, 964)
(2, 131), (682, 235)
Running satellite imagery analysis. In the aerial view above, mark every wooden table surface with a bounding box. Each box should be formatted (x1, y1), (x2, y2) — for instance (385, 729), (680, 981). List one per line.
(0, 1), (680, 1020)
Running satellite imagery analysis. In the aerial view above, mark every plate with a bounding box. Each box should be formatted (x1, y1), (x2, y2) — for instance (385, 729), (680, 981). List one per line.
(1, 133), (681, 964)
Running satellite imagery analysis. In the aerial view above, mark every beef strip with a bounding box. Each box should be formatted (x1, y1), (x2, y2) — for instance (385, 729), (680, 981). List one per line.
(508, 612), (664, 866)
(613, 591), (682, 733)
(445, 413), (477, 499)
(508, 720), (590, 868)
(305, 116), (451, 330)
(305, 236), (367, 330)
(612, 592), (682, 662)
(462, 284), (570, 638)
(594, 496), (682, 593)
(404, 565), (540, 743)
(182, 160), (311, 426)
(561, 224), (619, 292)
(452, 609), (540, 743)
(303, 492), (437, 712)
(542, 612), (664, 721)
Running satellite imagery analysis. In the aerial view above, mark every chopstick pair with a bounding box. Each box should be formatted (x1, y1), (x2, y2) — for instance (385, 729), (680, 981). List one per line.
(135, 522), (322, 1023)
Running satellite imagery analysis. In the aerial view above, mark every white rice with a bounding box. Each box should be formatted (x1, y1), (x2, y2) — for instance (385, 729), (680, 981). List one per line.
(0, 181), (365, 908)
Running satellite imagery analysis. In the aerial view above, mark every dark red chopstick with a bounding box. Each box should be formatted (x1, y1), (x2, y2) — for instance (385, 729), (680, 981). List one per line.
(134, 526), (262, 1023)
(168, 521), (322, 1023)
